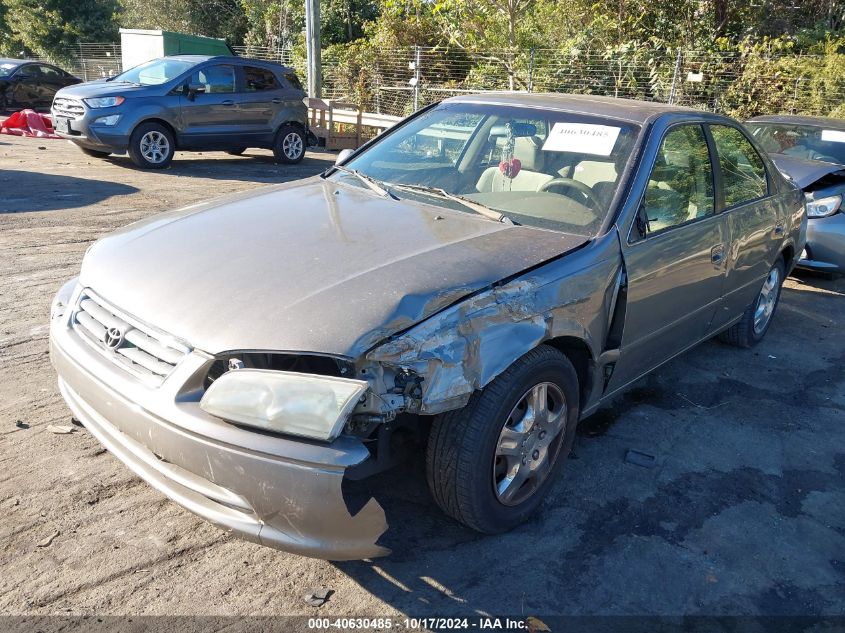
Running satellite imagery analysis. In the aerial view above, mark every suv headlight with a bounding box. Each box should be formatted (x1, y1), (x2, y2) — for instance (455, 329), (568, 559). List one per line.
(200, 369), (368, 441)
(806, 194), (842, 218)
(84, 96), (125, 108)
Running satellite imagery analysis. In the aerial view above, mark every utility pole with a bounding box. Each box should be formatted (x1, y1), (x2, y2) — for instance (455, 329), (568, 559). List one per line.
(305, 0), (321, 98)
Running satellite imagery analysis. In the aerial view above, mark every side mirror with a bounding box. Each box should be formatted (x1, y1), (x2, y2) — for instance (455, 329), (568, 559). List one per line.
(335, 148), (354, 165)
(187, 82), (205, 100)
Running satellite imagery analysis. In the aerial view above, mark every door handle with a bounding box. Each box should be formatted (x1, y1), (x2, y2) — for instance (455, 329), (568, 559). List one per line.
(773, 222), (785, 236)
(271, 98), (282, 104)
(710, 244), (725, 265)
(221, 100), (235, 106)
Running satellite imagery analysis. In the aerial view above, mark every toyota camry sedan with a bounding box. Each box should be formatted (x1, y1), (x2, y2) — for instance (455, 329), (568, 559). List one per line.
(50, 94), (806, 560)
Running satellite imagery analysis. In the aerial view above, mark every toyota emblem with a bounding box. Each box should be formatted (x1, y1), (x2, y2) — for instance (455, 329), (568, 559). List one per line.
(104, 327), (124, 350)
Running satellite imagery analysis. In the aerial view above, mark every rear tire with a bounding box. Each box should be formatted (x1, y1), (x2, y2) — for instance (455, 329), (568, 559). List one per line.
(272, 124), (305, 164)
(719, 256), (785, 348)
(426, 345), (580, 533)
(78, 147), (111, 159)
(128, 122), (175, 169)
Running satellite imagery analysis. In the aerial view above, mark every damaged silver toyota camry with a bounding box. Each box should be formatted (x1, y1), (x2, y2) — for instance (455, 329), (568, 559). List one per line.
(50, 94), (806, 560)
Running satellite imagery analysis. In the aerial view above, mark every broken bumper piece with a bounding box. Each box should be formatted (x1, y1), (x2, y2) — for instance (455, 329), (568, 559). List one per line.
(49, 315), (389, 561)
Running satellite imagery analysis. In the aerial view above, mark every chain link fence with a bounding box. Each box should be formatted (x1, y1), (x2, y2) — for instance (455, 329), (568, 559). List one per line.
(26, 43), (845, 120)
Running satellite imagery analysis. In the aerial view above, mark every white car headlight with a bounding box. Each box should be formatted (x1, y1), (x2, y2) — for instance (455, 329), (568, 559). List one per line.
(84, 96), (125, 108)
(806, 194), (842, 218)
(200, 369), (368, 441)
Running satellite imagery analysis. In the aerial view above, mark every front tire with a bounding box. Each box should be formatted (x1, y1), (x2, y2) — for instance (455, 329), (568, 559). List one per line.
(128, 122), (175, 169)
(273, 124), (305, 164)
(719, 256), (785, 348)
(426, 345), (580, 533)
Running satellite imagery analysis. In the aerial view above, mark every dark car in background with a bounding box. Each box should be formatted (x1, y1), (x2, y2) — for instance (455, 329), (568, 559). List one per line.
(51, 55), (308, 168)
(0, 59), (80, 112)
(747, 115), (845, 275)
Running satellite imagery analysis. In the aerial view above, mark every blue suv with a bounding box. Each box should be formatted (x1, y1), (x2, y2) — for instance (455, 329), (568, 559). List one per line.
(51, 55), (309, 169)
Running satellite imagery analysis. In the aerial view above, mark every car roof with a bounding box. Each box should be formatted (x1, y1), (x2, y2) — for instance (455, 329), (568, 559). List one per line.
(746, 114), (845, 130)
(163, 55), (295, 73)
(444, 92), (714, 125)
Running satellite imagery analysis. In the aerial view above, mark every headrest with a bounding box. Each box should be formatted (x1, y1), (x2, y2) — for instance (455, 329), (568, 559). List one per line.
(513, 135), (544, 172)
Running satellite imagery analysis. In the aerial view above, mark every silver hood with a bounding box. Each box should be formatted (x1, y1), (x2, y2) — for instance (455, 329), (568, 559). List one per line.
(80, 177), (588, 357)
(769, 153), (845, 189)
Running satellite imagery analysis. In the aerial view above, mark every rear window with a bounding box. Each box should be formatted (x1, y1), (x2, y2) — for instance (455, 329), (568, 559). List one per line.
(244, 66), (280, 92)
(284, 72), (303, 91)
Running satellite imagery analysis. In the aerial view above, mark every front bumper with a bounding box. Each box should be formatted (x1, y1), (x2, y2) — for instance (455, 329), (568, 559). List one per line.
(797, 212), (845, 274)
(49, 286), (388, 560)
(51, 104), (134, 153)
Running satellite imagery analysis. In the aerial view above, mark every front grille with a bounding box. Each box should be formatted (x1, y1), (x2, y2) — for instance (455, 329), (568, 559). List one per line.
(72, 290), (190, 384)
(52, 97), (85, 118)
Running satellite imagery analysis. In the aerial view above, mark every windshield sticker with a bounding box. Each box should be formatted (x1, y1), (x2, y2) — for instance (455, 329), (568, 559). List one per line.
(542, 123), (621, 156)
(821, 129), (845, 144)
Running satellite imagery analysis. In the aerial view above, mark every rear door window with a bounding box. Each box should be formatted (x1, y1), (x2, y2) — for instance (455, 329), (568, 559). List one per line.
(244, 66), (280, 92)
(710, 125), (769, 208)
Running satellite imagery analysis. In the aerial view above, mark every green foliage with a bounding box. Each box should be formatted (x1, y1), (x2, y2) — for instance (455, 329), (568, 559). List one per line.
(1, 0), (119, 60)
(119, 0), (248, 44)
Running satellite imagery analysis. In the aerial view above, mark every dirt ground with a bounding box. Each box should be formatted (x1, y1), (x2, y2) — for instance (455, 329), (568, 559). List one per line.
(1, 133), (844, 622)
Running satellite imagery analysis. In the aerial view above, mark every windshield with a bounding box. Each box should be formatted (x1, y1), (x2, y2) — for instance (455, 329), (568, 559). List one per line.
(749, 122), (845, 165)
(0, 62), (21, 77)
(334, 102), (640, 236)
(112, 58), (195, 86)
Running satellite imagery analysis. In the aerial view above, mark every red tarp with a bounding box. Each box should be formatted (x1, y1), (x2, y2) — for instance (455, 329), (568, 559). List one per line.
(0, 110), (61, 139)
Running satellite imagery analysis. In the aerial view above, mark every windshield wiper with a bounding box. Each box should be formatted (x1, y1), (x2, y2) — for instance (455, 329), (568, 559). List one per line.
(333, 165), (398, 200)
(388, 183), (514, 224)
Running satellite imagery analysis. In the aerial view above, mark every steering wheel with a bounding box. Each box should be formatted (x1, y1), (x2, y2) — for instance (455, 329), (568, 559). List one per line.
(538, 177), (602, 209)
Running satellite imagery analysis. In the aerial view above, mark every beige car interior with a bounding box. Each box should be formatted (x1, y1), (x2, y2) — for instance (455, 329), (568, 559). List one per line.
(474, 133), (620, 210)
(643, 146), (714, 234)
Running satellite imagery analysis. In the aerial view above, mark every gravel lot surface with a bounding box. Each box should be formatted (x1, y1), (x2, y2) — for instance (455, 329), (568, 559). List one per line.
(1, 134), (843, 620)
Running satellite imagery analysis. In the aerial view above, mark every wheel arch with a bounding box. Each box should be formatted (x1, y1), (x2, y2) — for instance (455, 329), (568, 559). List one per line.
(542, 336), (594, 410)
(780, 243), (795, 271)
(275, 119), (306, 137)
(132, 118), (178, 148)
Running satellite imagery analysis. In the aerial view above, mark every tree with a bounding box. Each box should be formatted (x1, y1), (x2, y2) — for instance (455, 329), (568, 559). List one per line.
(119, 0), (248, 44)
(2, 0), (119, 60)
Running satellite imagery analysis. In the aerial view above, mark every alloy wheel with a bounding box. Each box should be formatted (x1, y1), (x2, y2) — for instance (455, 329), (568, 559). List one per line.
(140, 130), (170, 164)
(753, 266), (780, 334)
(282, 132), (303, 160)
(493, 382), (567, 506)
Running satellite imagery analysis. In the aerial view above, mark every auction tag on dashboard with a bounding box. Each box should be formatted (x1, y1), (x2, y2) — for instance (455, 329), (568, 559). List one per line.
(821, 129), (845, 143)
(542, 123), (621, 155)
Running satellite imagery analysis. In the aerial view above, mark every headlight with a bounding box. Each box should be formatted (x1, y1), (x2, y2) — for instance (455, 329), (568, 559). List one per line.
(93, 114), (120, 126)
(50, 278), (79, 321)
(84, 96), (125, 108)
(200, 369), (368, 441)
(806, 194), (842, 218)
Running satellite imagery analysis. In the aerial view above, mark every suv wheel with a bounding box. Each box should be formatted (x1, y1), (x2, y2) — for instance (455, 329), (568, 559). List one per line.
(226, 148), (247, 156)
(128, 122), (175, 169)
(273, 124), (305, 164)
(426, 345), (580, 533)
